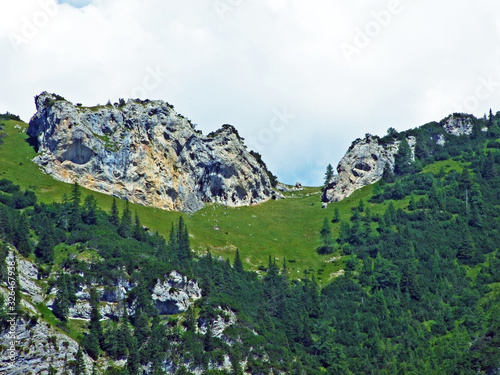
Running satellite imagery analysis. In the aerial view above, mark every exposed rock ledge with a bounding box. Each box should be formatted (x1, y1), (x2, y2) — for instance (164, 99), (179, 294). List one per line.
(28, 92), (275, 213)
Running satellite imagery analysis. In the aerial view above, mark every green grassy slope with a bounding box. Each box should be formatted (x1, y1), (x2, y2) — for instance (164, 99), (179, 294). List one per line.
(0, 119), (467, 285)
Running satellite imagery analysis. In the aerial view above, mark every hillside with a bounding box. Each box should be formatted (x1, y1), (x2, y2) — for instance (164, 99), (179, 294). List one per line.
(0, 108), (500, 374)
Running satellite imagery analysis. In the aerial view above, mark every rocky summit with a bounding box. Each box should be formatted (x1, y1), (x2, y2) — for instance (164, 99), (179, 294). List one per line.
(322, 135), (416, 203)
(27, 92), (274, 212)
(322, 113), (476, 203)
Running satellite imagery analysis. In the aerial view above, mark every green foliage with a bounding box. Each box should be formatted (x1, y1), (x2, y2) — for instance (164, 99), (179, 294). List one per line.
(317, 217), (334, 254)
(324, 163), (334, 187)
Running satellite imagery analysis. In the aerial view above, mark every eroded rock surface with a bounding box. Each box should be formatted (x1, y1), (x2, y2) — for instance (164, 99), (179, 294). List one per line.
(28, 92), (274, 212)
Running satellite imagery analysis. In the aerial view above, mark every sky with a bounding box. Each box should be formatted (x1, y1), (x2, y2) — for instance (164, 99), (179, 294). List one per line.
(1, 0), (500, 186)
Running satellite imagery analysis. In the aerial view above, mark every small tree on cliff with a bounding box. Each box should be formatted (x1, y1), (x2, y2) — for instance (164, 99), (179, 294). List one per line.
(324, 164), (334, 187)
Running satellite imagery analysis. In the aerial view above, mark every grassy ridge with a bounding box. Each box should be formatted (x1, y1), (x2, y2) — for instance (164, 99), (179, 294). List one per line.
(0, 119), (465, 285)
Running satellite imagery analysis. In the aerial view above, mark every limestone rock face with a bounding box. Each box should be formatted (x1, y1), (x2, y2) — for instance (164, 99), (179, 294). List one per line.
(28, 92), (274, 212)
(441, 114), (474, 136)
(322, 135), (415, 203)
(0, 318), (93, 375)
(152, 270), (202, 315)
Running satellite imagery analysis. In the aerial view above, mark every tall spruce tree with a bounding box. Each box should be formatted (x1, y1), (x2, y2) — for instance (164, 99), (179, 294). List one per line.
(109, 198), (120, 226)
(118, 200), (132, 238)
(233, 248), (244, 273)
(317, 217), (334, 254)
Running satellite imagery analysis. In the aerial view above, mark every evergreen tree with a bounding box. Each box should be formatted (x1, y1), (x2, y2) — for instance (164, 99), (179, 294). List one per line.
(69, 182), (82, 230)
(35, 219), (55, 264)
(382, 163), (396, 183)
(133, 310), (149, 345)
(317, 217), (334, 254)
(84, 288), (102, 359)
(82, 195), (98, 225)
(118, 201), (132, 238)
(53, 274), (72, 321)
(233, 248), (243, 273)
(324, 164), (334, 187)
(332, 206), (340, 223)
(126, 336), (140, 375)
(132, 211), (144, 241)
(395, 137), (413, 175)
(204, 323), (214, 352)
(109, 198), (120, 226)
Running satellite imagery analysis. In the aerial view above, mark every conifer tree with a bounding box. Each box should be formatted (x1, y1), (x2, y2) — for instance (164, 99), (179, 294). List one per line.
(317, 217), (334, 254)
(133, 210), (144, 241)
(332, 206), (340, 223)
(126, 336), (140, 375)
(118, 201), (132, 238)
(382, 162), (396, 183)
(233, 248), (244, 272)
(395, 137), (413, 176)
(82, 195), (98, 225)
(324, 164), (334, 187)
(109, 198), (119, 226)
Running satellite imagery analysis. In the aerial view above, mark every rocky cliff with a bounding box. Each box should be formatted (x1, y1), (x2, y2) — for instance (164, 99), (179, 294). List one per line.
(322, 113), (477, 203)
(28, 92), (275, 212)
(322, 135), (416, 203)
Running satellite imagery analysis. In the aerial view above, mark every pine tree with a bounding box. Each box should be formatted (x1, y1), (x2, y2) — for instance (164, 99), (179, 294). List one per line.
(134, 310), (149, 345)
(317, 217), (334, 254)
(382, 162), (396, 183)
(82, 195), (98, 225)
(35, 220), (55, 263)
(395, 137), (413, 175)
(109, 198), (120, 226)
(133, 211), (144, 241)
(53, 274), (71, 321)
(84, 288), (102, 359)
(126, 336), (140, 375)
(332, 206), (340, 223)
(204, 323), (214, 352)
(69, 182), (82, 230)
(233, 248), (243, 272)
(324, 164), (334, 187)
(118, 201), (132, 238)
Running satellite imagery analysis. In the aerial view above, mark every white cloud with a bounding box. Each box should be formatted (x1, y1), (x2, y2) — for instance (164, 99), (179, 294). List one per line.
(1, 0), (500, 185)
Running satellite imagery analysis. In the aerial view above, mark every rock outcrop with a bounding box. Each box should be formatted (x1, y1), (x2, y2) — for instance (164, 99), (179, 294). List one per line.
(28, 92), (275, 212)
(0, 318), (94, 375)
(322, 135), (415, 203)
(151, 270), (202, 315)
(441, 113), (475, 136)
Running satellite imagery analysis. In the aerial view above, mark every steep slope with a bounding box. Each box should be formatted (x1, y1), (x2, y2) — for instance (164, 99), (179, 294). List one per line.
(27, 92), (276, 213)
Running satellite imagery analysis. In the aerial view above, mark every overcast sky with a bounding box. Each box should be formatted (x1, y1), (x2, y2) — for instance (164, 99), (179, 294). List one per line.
(1, 0), (500, 185)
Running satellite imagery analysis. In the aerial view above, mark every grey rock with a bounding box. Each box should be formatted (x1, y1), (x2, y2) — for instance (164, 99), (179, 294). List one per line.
(322, 134), (415, 203)
(0, 318), (94, 375)
(276, 182), (303, 192)
(28, 92), (274, 213)
(441, 113), (474, 136)
(151, 270), (202, 315)
(7, 251), (42, 299)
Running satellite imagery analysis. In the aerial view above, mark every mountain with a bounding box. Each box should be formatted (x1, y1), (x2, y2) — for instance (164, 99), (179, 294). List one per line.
(1, 105), (500, 375)
(27, 92), (277, 213)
